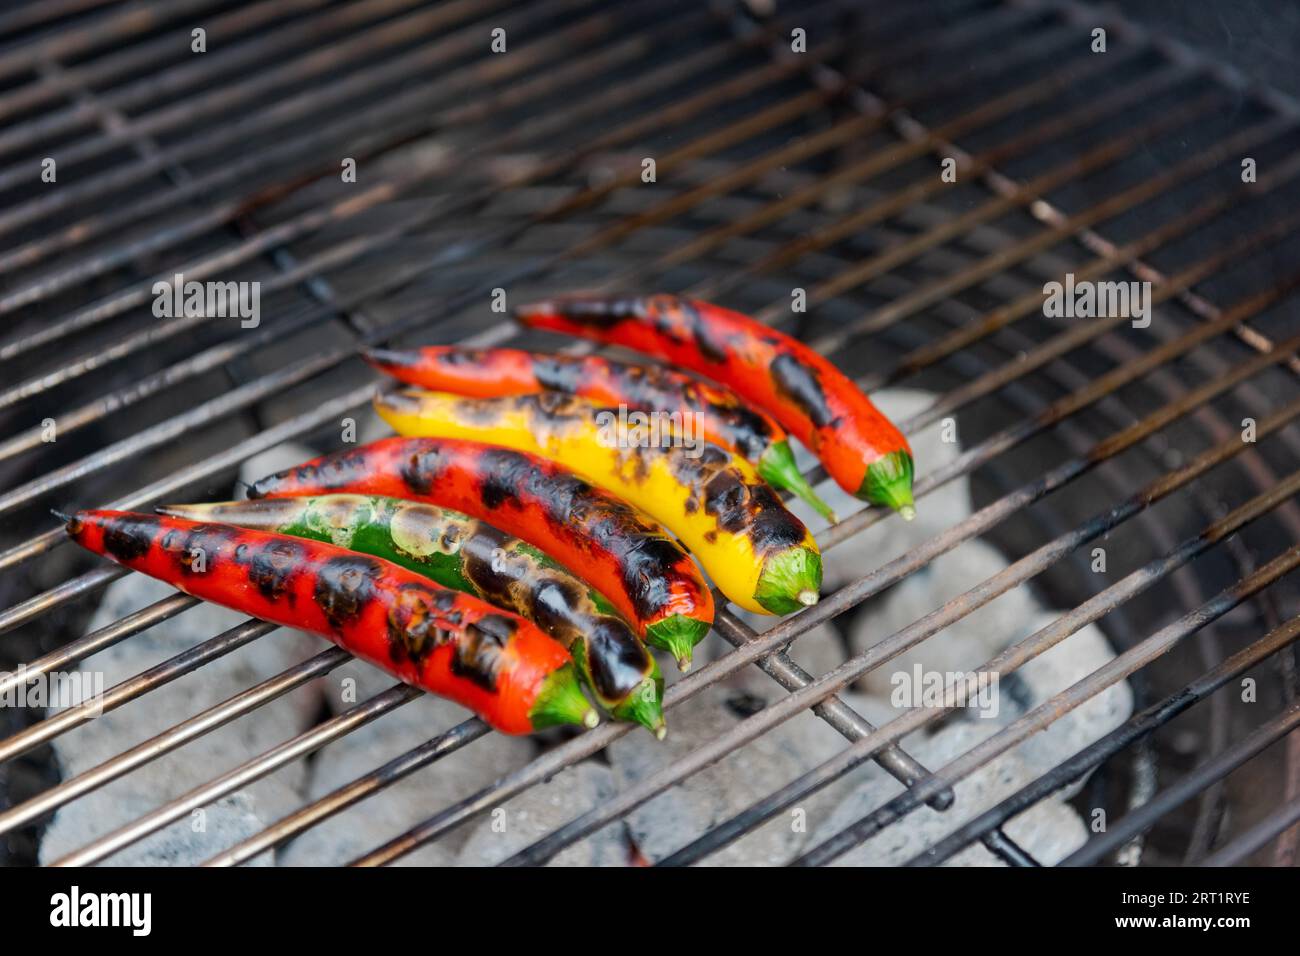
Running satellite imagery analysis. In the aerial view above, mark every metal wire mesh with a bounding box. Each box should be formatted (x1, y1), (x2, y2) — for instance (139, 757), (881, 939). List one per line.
(1, 0), (1298, 867)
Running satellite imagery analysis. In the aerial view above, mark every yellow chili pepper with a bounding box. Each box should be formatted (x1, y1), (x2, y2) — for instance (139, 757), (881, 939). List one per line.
(374, 390), (822, 615)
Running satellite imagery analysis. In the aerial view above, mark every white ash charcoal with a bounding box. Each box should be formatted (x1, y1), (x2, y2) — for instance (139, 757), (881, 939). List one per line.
(810, 721), (1088, 866)
(847, 538), (1042, 699)
(607, 684), (857, 866)
(454, 761), (627, 866)
(40, 792), (275, 867)
(989, 612), (1133, 798)
(236, 441), (317, 498)
(279, 692), (533, 867)
(819, 388), (974, 590)
(40, 573), (323, 870)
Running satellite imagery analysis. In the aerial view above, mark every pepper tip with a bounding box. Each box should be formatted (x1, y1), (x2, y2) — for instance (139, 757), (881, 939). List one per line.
(645, 615), (707, 672)
(754, 546), (823, 615)
(859, 450), (915, 517)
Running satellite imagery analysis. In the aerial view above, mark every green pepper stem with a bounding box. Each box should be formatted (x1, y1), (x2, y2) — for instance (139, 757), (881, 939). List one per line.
(859, 450), (916, 517)
(754, 546), (823, 615)
(645, 614), (711, 672)
(757, 441), (838, 523)
(610, 673), (668, 738)
(529, 663), (598, 730)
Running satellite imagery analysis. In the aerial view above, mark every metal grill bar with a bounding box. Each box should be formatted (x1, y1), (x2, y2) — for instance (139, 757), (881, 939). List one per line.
(1059, 700), (1300, 868)
(496, 398), (1300, 866)
(794, 549), (1300, 866)
(1203, 792), (1300, 867)
(357, 364), (1300, 865)
(905, 613), (1300, 866)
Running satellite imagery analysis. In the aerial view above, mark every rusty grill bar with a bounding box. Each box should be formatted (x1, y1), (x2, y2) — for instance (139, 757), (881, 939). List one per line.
(0, 0), (1298, 868)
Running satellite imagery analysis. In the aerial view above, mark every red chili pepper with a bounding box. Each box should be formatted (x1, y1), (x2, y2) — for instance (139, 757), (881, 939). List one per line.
(514, 294), (916, 517)
(247, 437), (715, 669)
(64, 510), (597, 735)
(362, 345), (836, 520)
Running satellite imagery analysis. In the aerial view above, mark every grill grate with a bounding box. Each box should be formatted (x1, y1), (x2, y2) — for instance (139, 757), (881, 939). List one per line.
(1, 0), (1298, 867)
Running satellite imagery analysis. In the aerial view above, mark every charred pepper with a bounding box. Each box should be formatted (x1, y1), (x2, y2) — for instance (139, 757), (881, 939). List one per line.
(246, 437), (715, 670)
(65, 510), (597, 735)
(373, 389), (823, 616)
(515, 294), (916, 517)
(363, 345), (836, 521)
(158, 495), (665, 736)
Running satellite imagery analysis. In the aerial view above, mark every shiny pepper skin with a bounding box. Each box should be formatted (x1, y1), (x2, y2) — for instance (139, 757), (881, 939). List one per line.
(514, 294), (916, 517)
(247, 437), (715, 670)
(65, 510), (596, 734)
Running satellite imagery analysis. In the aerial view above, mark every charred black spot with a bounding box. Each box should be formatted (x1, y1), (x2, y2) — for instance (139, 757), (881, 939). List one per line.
(584, 618), (651, 700)
(541, 296), (645, 327)
(680, 299), (729, 364)
(670, 445), (806, 554)
(527, 578), (586, 641)
(461, 530), (523, 608)
(430, 588), (459, 612)
(398, 446), (446, 496)
(315, 554), (383, 632)
(725, 692), (767, 718)
(532, 390), (587, 422)
(532, 355), (585, 393)
(477, 447), (537, 510)
(471, 445), (698, 623)
(386, 583), (444, 664)
(159, 523), (242, 574)
(771, 353), (833, 428)
(249, 446), (372, 499)
(745, 483), (810, 553)
(454, 396), (511, 427)
(242, 539), (304, 600)
(451, 614), (515, 691)
(102, 521), (152, 562)
(717, 404), (777, 459)
(440, 348), (487, 367)
(701, 470), (753, 535)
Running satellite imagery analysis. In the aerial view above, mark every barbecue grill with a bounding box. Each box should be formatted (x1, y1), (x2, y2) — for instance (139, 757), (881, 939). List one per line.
(1, 0), (1298, 868)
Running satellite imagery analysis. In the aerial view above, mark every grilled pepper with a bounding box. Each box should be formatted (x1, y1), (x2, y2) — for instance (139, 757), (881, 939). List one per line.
(373, 389), (823, 617)
(247, 437), (714, 670)
(363, 345), (837, 521)
(158, 495), (665, 736)
(64, 510), (597, 735)
(514, 294), (916, 517)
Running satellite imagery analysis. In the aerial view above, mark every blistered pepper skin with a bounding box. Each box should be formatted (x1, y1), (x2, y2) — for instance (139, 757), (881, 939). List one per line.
(246, 437), (714, 669)
(158, 495), (665, 734)
(362, 345), (835, 520)
(373, 390), (822, 618)
(65, 510), (596, 734)
(514, 295), (916, 516)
